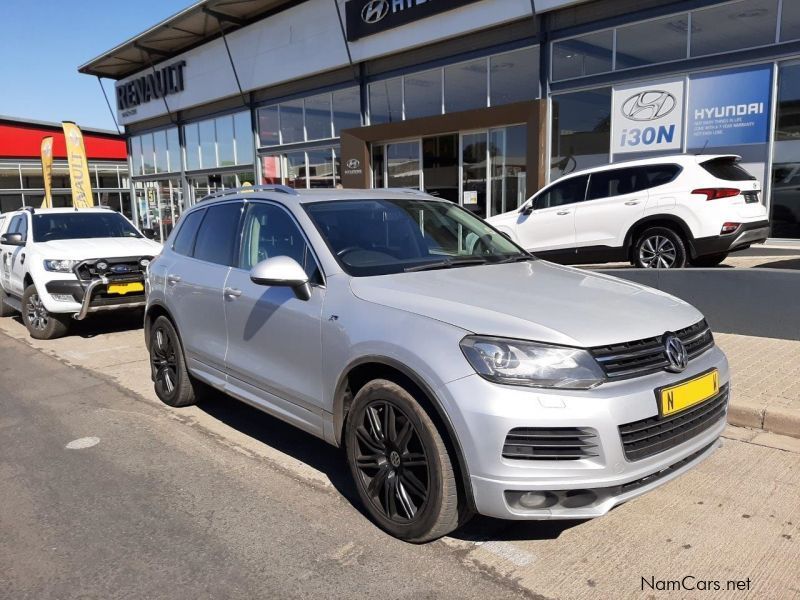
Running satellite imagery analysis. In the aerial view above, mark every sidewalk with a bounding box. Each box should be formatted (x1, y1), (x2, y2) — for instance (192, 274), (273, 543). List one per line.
(715, 332), (800, 438)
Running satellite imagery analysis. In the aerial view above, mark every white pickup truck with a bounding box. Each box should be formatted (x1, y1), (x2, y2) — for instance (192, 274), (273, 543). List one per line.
(0, 207), (161, 339)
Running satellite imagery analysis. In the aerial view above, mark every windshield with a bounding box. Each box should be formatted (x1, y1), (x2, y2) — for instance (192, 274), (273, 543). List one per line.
(32, 212), (142, 242)
(305, 198), (528, 276)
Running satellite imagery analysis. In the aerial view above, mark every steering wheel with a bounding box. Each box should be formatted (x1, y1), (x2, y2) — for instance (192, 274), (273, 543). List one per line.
(473, 234), (494, 255)
(336, 246), (362, 258)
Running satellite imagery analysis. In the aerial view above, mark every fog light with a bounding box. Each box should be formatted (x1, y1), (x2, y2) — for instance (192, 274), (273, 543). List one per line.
(96, 261), (108, 271)
(720, 222), (740, 234)
(560, 489), (598, 508)
(51, 294), (74, 302)
(518, 491), (558, 509)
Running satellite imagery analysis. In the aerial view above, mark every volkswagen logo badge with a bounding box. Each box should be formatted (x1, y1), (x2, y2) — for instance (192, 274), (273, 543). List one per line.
(346, 158), (360, 170)
(361, 0), (389, 24)
(664, 334), (688, 373)
(621, 90), (676, 121)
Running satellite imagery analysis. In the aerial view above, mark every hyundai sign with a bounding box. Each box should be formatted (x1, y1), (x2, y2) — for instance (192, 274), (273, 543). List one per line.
(611, 78), (685, 155)
(345, 0), (482, 41)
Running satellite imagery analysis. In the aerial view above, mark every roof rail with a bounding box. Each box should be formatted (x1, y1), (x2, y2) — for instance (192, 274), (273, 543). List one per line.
(199, 184), (300, 203)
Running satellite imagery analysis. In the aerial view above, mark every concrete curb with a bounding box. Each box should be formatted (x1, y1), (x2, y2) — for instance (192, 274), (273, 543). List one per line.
(728, 400), (800, 440)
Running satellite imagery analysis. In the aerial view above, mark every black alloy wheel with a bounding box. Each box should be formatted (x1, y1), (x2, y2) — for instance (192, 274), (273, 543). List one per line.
(353, 400), (430, 522)
(148, 315), (200, 407)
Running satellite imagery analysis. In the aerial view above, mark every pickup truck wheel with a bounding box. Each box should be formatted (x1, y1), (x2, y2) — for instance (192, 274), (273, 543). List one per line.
(633, 227), (687, 269)
(690, 252), (728, 267)
(0, 287), (16, 317)
(148, 316), (200, 407)
(345, 379), (461, 543)
(21, 285), (69, 339)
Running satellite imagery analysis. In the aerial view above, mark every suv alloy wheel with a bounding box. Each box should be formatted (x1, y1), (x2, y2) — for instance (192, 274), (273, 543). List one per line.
(148, 316), (210, 407)
(21, 284), (69, 340)
(345, 379), (460, 543)
(633, 227), (687, 269)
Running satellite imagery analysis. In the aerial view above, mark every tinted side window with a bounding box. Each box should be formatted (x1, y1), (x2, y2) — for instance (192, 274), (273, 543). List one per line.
(638, 164), (681, 189)
(172, 210), (205, 256)
(586, 167), (643, 200)
(193, 202), (243, 266)
(534, 175), (588, 208)
(9, 215), (27, 239)
(239, 203), (322, 283)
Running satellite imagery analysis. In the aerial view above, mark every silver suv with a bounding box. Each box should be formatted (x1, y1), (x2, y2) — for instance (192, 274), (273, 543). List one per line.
(144, 186), (729, 542)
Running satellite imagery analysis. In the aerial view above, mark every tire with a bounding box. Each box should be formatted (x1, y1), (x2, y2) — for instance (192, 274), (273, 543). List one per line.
(148, 315), (205, 407)
(345, 379), (462, 543)
(21, 284), (69, 339)
(633, 226), (687, 269)
(0, 286), (16, 317)
(691, 252), (728, 268)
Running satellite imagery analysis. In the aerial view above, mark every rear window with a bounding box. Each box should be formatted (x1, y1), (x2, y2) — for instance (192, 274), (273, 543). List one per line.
(171, 209), (205, 256)
(700, 157), (756, 181)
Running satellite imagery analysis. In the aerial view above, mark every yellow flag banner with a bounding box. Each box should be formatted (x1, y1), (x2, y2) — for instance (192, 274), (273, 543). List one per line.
(62, 121), (94, 208)
(40, 136), (54, 208)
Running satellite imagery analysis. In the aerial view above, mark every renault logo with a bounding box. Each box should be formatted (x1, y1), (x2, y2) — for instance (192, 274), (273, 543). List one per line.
(346, 158), (360, 170)
(621, 90), (676, 121)
(664, 334), (688, 373)
(361, 0), (389, 24)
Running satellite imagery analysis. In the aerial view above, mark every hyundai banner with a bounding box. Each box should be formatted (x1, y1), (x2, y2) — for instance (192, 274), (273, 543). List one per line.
(687, 65), (772, 148)
(611, 78), (685, 155)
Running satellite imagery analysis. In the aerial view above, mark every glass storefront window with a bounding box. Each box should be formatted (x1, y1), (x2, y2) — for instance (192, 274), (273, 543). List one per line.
(216, 115), (235, 167)
(284, 151), (307, 188)
(153, 130), (168, 173)
(0, 195), (23, 212)
(184, 123), (201, 171)
(551, 88), (611, 180)
(234, 112), (253, 165)
(307, 149), (335, 188)
(333, 87), (361, 135)
(262, 155), (282, 184)
(490, 125), (527, 216)
(258, 105), (280, 146)
(781, 0), (800, 41)
(20, 167), (43, 189)
(199, 119), (216, 169)
(280, 100), (304, 144)
(490, 46), (539, 106)
(445, 59), (487, 113)
(552, 30), (613, 81)
(615, 16), (687, 69)
(167, 128), (180, 173)
(690, 0), (778, 57)
(369, 78), (402, 125)
(404, 69), (442, 120)
(462, 132), (488, 216)
(305, 93), (332, 140)
(372, 145), (384, 188)
(130, 136), (143, 176)
(97, 167), (120, 189)
(141, 133), (155, 175)
(771, 61), (800, 238)
(422, 134), (459, 202)
(386, 142), (420, 188)
(0, 166), (21, 189)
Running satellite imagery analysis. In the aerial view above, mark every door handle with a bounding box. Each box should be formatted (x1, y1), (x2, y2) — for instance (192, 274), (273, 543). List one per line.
(20, 253), (25, 265)
(166, 274), (181, 285)
(556, 210), (571, 215)
(224, 287), (242, 299)
(624, 201), (640, 206)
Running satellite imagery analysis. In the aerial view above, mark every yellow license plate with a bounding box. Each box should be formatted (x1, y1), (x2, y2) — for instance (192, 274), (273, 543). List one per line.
(658, 369), (719, 417)
(107, 282), (144, 295)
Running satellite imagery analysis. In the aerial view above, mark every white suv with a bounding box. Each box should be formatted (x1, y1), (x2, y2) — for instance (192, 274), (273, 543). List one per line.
(0, 207), (161, 339)
(488, 154), (769, 268)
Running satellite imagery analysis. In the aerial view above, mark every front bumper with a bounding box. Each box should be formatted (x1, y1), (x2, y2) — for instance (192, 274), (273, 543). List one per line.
(440, 345), (729, 520)
(692, 220), (770, 257)
(43, 276), (145, 319)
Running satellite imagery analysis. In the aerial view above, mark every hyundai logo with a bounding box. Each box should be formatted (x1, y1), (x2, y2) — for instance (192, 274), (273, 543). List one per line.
(361, 0), (389, 24)
(346, 158), (360, 170)
(664, 334), (688, 373)
(621, 90), (676, 121)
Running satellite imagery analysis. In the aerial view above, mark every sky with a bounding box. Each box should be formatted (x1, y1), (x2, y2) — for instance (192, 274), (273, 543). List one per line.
(0, 0), (193, 132)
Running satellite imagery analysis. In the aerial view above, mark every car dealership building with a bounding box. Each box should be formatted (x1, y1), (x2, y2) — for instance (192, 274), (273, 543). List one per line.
(80, 0), (800, 241)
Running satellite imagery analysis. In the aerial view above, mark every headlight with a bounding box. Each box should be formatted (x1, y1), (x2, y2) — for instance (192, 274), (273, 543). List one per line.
(460, 336), (606, 390)
(43, 259), (79, 273)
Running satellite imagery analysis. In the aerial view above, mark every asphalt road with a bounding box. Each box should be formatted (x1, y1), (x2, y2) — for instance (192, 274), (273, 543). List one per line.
(0, 334), (527, 600)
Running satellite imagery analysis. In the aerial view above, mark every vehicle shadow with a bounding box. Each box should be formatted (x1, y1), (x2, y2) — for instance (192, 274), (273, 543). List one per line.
(10, 310), (144, 339)
(751, 257), (800, 270)
(194, 386), (588, 542)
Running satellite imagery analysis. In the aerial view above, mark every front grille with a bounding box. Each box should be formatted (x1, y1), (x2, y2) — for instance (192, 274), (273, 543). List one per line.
(75, 256), (151, 282)
(618, 384), (729, 462)
(590, 320), (714, 380)
(503, 427), (599, 461)
(620, 441), (715, 494)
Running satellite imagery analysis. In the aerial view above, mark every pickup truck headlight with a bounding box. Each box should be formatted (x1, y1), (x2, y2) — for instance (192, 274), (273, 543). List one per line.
(43, 259), (79, 273)
(460, 336), (606, 390)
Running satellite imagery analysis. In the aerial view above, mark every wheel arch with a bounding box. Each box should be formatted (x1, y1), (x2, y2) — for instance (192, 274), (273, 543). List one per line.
(624, 215), (695, 261)
(143, 301), (176, 347)
(333, 356), (476, 512)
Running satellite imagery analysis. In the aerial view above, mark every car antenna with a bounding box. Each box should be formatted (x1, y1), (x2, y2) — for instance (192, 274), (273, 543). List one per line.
(694, 140), (709, 156)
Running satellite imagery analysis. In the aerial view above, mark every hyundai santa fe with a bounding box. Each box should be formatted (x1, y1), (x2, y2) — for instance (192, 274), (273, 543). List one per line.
(144, 186), (729, 542)
(488, 154), (768, 268)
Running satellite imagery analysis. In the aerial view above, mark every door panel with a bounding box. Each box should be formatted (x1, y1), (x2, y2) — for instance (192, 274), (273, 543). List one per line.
(516, 174), (588, 251)
(575, 168), (647, 249)
(223, 202), (325, 421)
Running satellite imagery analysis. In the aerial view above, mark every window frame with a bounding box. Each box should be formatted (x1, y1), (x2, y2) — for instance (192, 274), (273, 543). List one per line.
(189, 200), (245, 267)
(531, 174), (590, 210)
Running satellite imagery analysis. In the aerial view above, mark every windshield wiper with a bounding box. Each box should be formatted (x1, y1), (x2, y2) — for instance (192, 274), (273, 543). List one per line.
(492, 254), (537, 264)
(404, 257), (490, 272)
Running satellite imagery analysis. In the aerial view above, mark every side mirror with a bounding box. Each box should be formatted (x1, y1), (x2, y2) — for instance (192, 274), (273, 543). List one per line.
(250, 255), (312, 301)
(520, 204), (534, 215)
(142, 228), (156, 240)
(0, 233), (24, 246)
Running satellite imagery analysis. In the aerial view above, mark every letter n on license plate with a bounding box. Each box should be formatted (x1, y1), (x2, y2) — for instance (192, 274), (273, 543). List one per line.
(657, 369), (719, 417)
